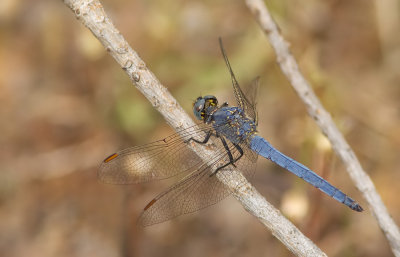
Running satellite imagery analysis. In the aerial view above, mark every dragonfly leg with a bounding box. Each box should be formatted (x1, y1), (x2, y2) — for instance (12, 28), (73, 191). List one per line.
(210, 141), (244, 177)
(185, 130), (214, 145)
(186, 131), (244, 177)
(221, 136), (236, 167)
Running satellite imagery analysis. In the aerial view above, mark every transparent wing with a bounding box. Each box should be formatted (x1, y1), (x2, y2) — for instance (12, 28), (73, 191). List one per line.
(218, 38), (259, 124)
(99, 124), (214, 184)
(245, 76), (260, 124)
(138, 134), (258, 226)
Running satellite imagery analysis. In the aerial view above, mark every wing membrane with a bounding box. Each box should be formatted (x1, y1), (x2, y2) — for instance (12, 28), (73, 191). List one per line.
(138, 133), (257, 226)
(99, 124), (212, 184)
(245, 76), (260, 124)
(218, 38), (259, 124)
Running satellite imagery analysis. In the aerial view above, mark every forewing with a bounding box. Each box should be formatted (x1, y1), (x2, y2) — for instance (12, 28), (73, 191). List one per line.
(99, 124), (213, 184)
(138, 133), (258, 226)
(218, 38), (259, 124)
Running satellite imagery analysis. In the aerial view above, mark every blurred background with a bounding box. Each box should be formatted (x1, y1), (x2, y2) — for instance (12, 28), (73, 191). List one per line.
(1, 0), (399, 256)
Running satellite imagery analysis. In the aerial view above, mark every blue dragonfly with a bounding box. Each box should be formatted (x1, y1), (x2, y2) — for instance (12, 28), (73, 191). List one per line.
(99, 39), (363, 226)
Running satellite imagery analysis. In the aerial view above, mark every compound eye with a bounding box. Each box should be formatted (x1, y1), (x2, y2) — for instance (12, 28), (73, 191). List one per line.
(204, 95), (218, 106)
(196, 105), (203, 112)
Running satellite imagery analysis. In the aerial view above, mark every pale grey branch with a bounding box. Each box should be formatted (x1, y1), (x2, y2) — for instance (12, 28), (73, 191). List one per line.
(244, 0), (400, 256)
(63, 0), (327, 256)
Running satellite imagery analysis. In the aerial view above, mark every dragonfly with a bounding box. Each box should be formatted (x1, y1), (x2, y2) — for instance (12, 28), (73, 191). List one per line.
(99, 39), (363, 226)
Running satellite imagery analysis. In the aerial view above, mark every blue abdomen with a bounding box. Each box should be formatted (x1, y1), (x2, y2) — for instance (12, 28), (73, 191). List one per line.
(249, 135), (363, 212)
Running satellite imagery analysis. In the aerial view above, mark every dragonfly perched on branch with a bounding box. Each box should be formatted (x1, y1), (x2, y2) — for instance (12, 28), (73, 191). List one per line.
(99, 38), (363, 226)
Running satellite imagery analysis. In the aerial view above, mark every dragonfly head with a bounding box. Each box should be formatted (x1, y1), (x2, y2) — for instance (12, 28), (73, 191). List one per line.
(193, 95), (218, 121)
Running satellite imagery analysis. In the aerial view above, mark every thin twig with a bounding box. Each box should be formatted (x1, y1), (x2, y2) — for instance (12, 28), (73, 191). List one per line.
(63, 0), (327, 256)
(244, 0), (400, 256)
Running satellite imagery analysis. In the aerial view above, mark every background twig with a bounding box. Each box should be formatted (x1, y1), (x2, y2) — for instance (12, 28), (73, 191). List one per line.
(244, 0), (400, 256)
(63, 0), (327, 256)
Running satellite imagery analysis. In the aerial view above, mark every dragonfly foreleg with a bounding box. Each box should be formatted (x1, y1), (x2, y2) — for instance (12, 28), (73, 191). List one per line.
(185, 130), (214, 145)
(210, 140), (244, 177)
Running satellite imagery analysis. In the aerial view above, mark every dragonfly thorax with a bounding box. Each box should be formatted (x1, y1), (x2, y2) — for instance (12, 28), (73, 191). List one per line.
(193, 95), (219, 121)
